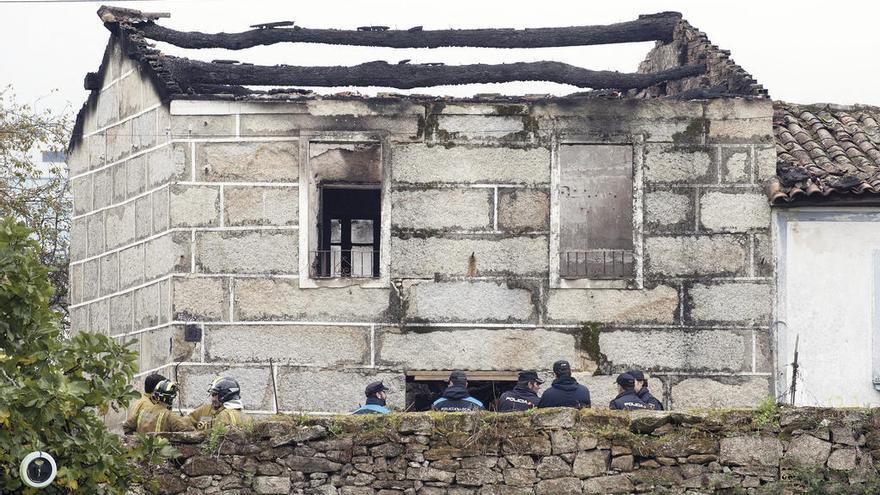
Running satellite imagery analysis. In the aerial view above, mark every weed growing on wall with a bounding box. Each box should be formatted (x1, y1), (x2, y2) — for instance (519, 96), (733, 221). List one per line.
(752, 397), (779, 428)
(202, 422), (230, 456)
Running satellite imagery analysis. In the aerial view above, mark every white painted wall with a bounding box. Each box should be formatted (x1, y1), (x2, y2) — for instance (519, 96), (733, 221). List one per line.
(776, 209), (880, 406)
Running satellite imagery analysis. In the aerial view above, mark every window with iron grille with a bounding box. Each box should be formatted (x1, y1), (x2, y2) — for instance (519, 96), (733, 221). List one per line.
(312, 187), (381, 279)
(557, 143), (634, 281)
(302, 138), (389, 287)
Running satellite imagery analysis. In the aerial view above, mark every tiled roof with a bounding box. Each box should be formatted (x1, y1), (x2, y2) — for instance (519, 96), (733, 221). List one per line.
(769, 102), (880, 204)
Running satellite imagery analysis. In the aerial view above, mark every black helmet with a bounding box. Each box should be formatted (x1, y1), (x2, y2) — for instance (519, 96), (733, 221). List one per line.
(152, 380), (179, 406)
(144, 373), (167, 394)
(208, 376), (241, 403)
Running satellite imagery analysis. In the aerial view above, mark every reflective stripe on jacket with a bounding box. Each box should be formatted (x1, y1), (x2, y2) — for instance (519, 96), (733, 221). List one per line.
(352, 403), (391, 414)
(123, 401), (194, 433)
(432, 386), (484, 412)
(187, 403), (253, 429)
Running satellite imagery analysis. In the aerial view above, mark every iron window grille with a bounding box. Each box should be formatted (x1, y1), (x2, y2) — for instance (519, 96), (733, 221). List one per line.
(310, 249), (380, 279)
(559, 249), (633, 280)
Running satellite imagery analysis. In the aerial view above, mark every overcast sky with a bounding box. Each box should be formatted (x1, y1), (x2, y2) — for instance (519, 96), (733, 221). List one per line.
(2, 0), (878, 118)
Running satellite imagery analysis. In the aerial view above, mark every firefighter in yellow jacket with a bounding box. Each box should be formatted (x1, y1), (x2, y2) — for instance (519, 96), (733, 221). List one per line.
(188, 376), (253, 429)
(123, 380), (194, 434)
(126, 373), (166, 425)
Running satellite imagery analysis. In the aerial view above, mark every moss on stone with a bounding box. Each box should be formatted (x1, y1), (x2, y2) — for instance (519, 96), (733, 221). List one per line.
(491, 104), (527, 116)
(422, 113), (454, 145)
(578, 322), (610, 374)
(498, 114), (541, 144)
(672, 118), (709, 145)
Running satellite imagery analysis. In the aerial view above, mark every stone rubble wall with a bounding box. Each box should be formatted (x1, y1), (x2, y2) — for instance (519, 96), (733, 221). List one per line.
(138, 407), (880, 495)
(636, 19), (768, 98)
(70, 38), (777, 417)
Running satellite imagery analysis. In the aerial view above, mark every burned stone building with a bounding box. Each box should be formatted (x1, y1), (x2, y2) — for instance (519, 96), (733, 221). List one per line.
(67, 7), (784, 415)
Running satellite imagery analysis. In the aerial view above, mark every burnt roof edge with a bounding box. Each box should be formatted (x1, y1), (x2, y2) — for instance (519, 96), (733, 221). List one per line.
(70, 12), (179, 152)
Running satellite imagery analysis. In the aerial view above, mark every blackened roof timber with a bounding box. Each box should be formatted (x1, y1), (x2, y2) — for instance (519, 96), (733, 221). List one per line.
(137, 12), (682, 50)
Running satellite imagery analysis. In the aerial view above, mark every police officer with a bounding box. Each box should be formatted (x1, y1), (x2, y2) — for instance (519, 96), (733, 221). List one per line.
(609, 373), (649, 411)
(627, 369), (664, 410)
(432, 371), (484, 412)
(537, 360), (591, 409)
(188, 376), (253, 429)
(127, 372), (166, 424)
(497, 371), (543, 412)
(352, 381), (391, 414)
(123, 380), (194, 433)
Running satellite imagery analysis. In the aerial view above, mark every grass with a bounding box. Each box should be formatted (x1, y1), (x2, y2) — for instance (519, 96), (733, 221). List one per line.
(752, 396), (779, 428)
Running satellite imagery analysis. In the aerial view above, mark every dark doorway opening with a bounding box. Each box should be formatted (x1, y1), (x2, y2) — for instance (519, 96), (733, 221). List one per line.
(405, 371), (518, 412)
(313, 186), (381, 278)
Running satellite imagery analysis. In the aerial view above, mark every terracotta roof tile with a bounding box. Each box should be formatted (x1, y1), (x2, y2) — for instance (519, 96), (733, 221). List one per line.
(770, 102), (880, 203)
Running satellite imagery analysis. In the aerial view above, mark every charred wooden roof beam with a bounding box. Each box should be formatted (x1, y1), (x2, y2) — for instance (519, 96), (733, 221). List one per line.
(166, 58), (704, 90)
(138, 12), (682, 50)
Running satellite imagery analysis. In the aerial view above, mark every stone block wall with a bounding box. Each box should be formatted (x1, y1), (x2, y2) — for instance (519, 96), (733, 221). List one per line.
(70, 40), (776, 416)
(138, 407), (880, 494)
(66, 39), (187, 399)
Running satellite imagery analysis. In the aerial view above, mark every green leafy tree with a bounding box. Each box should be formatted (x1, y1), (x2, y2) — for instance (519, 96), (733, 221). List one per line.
(0, 87), (71, 319)
(0, 218), (172, 493)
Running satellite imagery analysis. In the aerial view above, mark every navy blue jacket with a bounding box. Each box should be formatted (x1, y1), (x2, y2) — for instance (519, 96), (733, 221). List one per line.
(637, 388), (663, 410)
(432, 385), (484, 412)
(352, 396), (390, 415)
(609, 389), (649, 410)
(537, 376), (591, 409)
(497, 384), (540, 412)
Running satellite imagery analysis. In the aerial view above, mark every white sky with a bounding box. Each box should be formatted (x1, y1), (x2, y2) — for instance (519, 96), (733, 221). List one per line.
(1, 0), (879, 119)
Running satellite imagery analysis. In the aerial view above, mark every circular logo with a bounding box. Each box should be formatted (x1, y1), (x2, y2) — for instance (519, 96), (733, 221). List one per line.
(19, 451), (57, 488)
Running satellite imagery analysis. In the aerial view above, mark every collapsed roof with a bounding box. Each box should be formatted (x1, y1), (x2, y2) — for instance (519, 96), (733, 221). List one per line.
(94, 7), (880, 205)
(86, 5), (767, 100)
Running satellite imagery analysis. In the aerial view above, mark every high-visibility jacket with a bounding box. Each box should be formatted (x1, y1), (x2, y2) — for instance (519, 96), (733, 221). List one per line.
(127, 393), (151, 423)
(187, 403), (253, 429)
(123, 400), (194, 434)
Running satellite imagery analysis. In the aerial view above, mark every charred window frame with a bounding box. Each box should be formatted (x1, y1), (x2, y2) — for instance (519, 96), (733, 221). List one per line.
(299, 135), (391, 288)
(549, 135), (644, 289)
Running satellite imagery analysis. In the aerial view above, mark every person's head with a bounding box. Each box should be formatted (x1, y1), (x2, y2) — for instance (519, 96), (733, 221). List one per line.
(151, 379), (179, 407)
(144, 373), (167, 394)
(365, 381), (389, 401)
(626, 369), (647, 392)
(208, 376), (241, 410)
(448, 370), (468, 388)
(616, 373), (636, 394)
(552, 360), (572, 378)
(517, 370), (544, 393)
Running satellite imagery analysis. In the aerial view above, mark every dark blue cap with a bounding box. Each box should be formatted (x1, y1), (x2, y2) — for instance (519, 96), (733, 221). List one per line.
(449, 370), (468, 385)
(626, 369), (645, 381)
(365, 381), (389, 396)
(616, 373), (636, 389)
(518, 370), (544, 384)
(552, 360), (572, 375)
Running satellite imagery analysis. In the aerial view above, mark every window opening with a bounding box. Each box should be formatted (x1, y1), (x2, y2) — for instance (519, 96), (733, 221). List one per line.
(404, 371), (518, 411)
(558, 144), (634, 280)
(312, 187), (381, 278)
